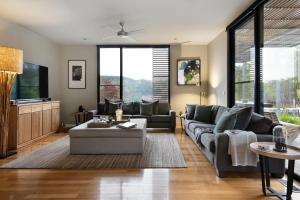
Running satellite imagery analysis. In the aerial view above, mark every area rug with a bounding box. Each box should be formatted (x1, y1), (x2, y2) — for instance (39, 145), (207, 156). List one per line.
(0, 133), (186, 169)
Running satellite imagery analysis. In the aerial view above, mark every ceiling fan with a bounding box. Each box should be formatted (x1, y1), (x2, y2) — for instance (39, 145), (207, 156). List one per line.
(101, 21), (144, 42)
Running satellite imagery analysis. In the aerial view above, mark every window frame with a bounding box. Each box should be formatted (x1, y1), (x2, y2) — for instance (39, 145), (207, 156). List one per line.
(97, 45), (171, 109)
(227, 0), (268, 113)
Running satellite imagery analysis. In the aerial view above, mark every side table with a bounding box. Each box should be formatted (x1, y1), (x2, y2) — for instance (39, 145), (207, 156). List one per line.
(250, 142), (300, 200)
(176, 114), (185, 133)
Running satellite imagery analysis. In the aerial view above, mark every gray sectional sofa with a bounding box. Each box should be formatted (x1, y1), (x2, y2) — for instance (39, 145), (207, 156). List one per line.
(184, 104), (285, 178)
(90, 101), (176, 132)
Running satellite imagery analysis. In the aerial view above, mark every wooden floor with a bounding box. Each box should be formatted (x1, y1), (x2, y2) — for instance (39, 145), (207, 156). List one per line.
(0, 129), (299, 200)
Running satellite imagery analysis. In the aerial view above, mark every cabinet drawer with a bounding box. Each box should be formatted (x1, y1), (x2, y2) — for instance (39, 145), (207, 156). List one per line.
(43, 103), (52, 110)
(52, 102), (60, 109)
(18, 105), (32, 115)
(31, 104), (43, 112)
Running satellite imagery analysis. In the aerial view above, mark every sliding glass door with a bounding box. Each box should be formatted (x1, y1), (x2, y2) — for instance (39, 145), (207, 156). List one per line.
(228, 0), (300, 179)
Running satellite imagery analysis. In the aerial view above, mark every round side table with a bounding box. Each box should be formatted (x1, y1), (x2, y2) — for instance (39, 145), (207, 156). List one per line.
(250, 142), (300, 200)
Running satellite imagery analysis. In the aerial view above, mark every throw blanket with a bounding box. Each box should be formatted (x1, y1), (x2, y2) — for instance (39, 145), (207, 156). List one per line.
(225, 130), (258, 167)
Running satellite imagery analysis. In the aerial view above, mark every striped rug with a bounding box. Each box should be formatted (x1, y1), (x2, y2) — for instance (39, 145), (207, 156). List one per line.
(0, 133), (186, 169)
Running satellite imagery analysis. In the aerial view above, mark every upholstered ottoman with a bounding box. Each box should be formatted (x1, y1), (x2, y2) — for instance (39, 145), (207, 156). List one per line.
(68, 118), (146, 154)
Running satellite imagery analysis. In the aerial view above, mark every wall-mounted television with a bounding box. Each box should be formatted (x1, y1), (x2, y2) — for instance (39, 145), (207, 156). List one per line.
(11, 62), (49, 100)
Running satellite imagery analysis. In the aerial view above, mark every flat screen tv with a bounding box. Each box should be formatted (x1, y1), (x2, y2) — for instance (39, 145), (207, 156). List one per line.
(11, 62), (49, 100)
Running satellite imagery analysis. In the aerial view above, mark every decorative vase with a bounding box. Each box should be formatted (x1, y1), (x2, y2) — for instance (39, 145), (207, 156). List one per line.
(115, 108), (123, 121)
(273, 125), (287, 153)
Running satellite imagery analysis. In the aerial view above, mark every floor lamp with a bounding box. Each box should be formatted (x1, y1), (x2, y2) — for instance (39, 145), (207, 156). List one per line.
(196, 82), (202, 104)
(0, 46), (23, 158)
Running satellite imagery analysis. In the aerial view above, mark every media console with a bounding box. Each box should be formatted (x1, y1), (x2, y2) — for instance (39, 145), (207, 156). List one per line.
(8, 101), (60, 150)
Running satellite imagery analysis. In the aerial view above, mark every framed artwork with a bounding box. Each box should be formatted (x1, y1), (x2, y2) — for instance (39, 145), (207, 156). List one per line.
(68, 60), (86, 89)
(177, 58), (201, 85)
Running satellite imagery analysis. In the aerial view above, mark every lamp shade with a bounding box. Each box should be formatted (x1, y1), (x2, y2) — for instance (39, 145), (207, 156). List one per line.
(0, 46), (23, 74)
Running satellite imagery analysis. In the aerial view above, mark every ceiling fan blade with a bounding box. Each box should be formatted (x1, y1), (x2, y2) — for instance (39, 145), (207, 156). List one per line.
(125, 36), (137, 42)
(100, 35), (117, 41)
(127, 28), (144, 34)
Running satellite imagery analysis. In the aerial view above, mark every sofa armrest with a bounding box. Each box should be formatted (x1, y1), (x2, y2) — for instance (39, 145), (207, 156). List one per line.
(214, 133), (231, 176)
(169, 110), (176, 132)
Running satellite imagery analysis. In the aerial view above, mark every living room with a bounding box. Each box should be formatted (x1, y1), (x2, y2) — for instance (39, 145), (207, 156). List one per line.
(1, 0), (300, 199)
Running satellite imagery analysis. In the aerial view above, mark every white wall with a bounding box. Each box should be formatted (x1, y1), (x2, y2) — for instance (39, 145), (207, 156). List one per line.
(170, 44), (208, 114)
(0, 18), (61, 99)
(208, 31), (228, 106)
(60, 45), (97, 124)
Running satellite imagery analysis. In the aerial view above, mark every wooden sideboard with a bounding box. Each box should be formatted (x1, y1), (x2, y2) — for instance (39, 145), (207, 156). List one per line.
(8, 101), (60, 150)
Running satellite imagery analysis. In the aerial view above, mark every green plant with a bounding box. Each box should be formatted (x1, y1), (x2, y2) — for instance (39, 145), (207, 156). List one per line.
(279, 112), (300, 125)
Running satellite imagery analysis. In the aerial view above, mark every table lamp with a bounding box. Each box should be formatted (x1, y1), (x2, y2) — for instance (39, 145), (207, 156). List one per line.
(0, 46), (23, 158)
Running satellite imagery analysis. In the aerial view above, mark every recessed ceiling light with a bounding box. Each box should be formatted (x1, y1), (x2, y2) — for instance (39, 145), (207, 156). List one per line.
(82, 37), (87, 41)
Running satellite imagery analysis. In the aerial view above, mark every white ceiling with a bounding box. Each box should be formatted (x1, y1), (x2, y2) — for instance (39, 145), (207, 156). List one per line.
(0, 0), (254, 45)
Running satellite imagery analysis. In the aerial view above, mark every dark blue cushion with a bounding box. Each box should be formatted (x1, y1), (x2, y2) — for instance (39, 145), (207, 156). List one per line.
(193, 105), (213, 123)
(213, 111), (237, 134)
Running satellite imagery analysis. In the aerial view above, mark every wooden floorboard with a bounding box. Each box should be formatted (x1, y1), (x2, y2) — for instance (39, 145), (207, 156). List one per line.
(0, 129), (299, 200)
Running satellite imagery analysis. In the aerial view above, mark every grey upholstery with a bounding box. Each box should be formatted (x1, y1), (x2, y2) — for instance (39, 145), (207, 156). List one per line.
(184, 104), (285, 178)
(89, 101), (176, 132)
(200, 133), (215, 153)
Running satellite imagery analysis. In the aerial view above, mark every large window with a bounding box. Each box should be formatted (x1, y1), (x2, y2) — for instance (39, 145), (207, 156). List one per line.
(99, 48), (121, 102)
(123, 48), (153, 102)
(228, 0), (300, 179)
(234, 17), (255, 107)
(97, 45), (170, 104)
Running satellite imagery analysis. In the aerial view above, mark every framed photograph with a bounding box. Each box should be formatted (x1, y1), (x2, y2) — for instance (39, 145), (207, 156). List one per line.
(177, 58), (201, 85)
(68, 60), (86, 89)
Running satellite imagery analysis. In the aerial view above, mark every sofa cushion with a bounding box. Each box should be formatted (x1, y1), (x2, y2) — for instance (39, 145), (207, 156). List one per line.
(151, 115), (171, 123)
(158, 102), (170, 115)
(142, 100), (159, 115)
(186, 104), (196, 120)
(188, 121), (215, 132)
(184, 120), (198, 130)
(214, 106), (230, 124)
(140, 102), (153, 116)
(213, 111), (237, 134)
(193, 105), (213, 123)
(98, 103), (106, 115)
(106, 100), (122, 115)
(122, 102), (133, 115)
(200, 133), (216, 153)
(229, 106), (253, 130)
(211, 105), (220, 124)
(132, 102), (141, 115)
(247, 113), (274, 135)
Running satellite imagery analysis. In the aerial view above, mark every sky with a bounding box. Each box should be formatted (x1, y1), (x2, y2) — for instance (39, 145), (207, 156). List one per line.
(100, 48), (152, 81)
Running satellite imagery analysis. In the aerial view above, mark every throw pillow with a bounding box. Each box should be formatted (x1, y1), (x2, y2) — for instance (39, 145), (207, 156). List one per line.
(229, 106), (253, 130)
(193, 105), (213, 123)
(213, 111), (237, 134)
(140, 102), (153, 116)
(132, 102), (140, 115)
(105, 99), (122, 116)
(122, 102), (133, 115)
(142, 100), (159, 115)
(247, 113), (273, 135)
(186, 104), (196, 120)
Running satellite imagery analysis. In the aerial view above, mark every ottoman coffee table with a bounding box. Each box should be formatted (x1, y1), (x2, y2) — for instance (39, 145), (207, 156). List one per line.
(68, 118), (146, 154)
